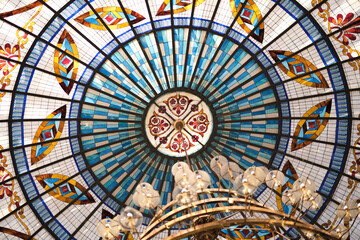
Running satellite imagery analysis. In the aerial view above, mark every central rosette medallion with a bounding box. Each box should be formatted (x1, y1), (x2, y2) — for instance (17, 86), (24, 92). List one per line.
(145, 92), (213, 157)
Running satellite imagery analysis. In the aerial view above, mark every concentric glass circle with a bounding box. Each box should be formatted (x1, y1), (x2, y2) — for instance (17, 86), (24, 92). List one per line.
(1, 0), (358, 239)
(72, 25), (284, 212)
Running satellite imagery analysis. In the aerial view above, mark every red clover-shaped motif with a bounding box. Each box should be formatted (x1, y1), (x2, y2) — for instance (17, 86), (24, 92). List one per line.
(147, 94), (210, 154)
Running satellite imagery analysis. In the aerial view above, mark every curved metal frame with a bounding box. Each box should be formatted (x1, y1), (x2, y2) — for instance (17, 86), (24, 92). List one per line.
(140, 189), (339, 240)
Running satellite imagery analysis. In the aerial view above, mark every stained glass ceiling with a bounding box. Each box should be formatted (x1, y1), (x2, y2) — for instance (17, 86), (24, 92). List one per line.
(0, 0), (359, 239)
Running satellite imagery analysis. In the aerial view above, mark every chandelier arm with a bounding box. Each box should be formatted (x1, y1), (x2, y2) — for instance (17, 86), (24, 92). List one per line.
(142, 195), (263, 237)
(295, 195), (306, 221)
(263, 184), (275, 207)
(179, 129), (191, 170)
(267, 210), (295, 240)
(271, 227), (276, 240)
(140, 196), (328, 239)
(340, 213), (359, 239)
(332, 216), (345, 233)
(159, 217), (339, 240)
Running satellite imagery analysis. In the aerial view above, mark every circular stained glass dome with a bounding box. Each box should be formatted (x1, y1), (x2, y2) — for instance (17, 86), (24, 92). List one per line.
(0, 0), (359, 239)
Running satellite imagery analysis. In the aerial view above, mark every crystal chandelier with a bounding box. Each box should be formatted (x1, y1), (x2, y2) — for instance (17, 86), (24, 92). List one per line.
(97, 127), (359, 240)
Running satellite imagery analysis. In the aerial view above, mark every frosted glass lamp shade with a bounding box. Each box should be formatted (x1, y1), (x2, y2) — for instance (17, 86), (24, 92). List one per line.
(220, 162), (241, 180)
(97, 218), (121, 240)
(259, 166), (269, 178)
(132, 192), (141, 206)
(234, 173), (244, 191)
(332, 225), (349, 240)
(265, 170), (285, 189)
(293, 177), (316, 192)
(336, 200), (359, 220)
(303, 193), (323, 211)
(171, 162), (190, 176)
(137, 189), (161, 209)
(134, 182), (156, 207)
(210, 155), (229, 176)
(244, 166), (266, 187)
(281, 189), (302, 206)
(115, 207), (143, 231)
(172, 186), (181, 200)
(234, 175), (257, 196)
(135, 182), (154, 194)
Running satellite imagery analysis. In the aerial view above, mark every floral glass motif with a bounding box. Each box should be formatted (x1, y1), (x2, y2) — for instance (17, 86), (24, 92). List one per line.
(54, 29), (79, 95)
(292, 99), (332, 151)
(0, 43), (19, 76)
(186, 110), (210, 136)
(230, 0), (264, 43)
(164, 94), (192, 117)
(146, 93), (212, 156)
(0, 167), (12, 199)
(156, 0), (206, 16)
(269, 50), (329, 88)
(75, 7), (145, 30)
(148, 113), (171, 139)
(31, 105), (66, 165)
(166, 132), (195, 153)
(314, 1), (360, 71)
(0, 149), (32, 239)
(36, 174), (95, 205)
(329, 13), (360, 46)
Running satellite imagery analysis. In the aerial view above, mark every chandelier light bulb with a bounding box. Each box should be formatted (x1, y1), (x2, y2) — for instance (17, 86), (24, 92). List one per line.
(282, 190), (301, 206)
(304, 231), (314, 238)
(192, 170), (211, 190)
(233, 175), (257, 196)
(175, 187), (197, 205)
(138, 189), (160, 209)
(303, 193), (323, 211)
(293, 177), (316, 193)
